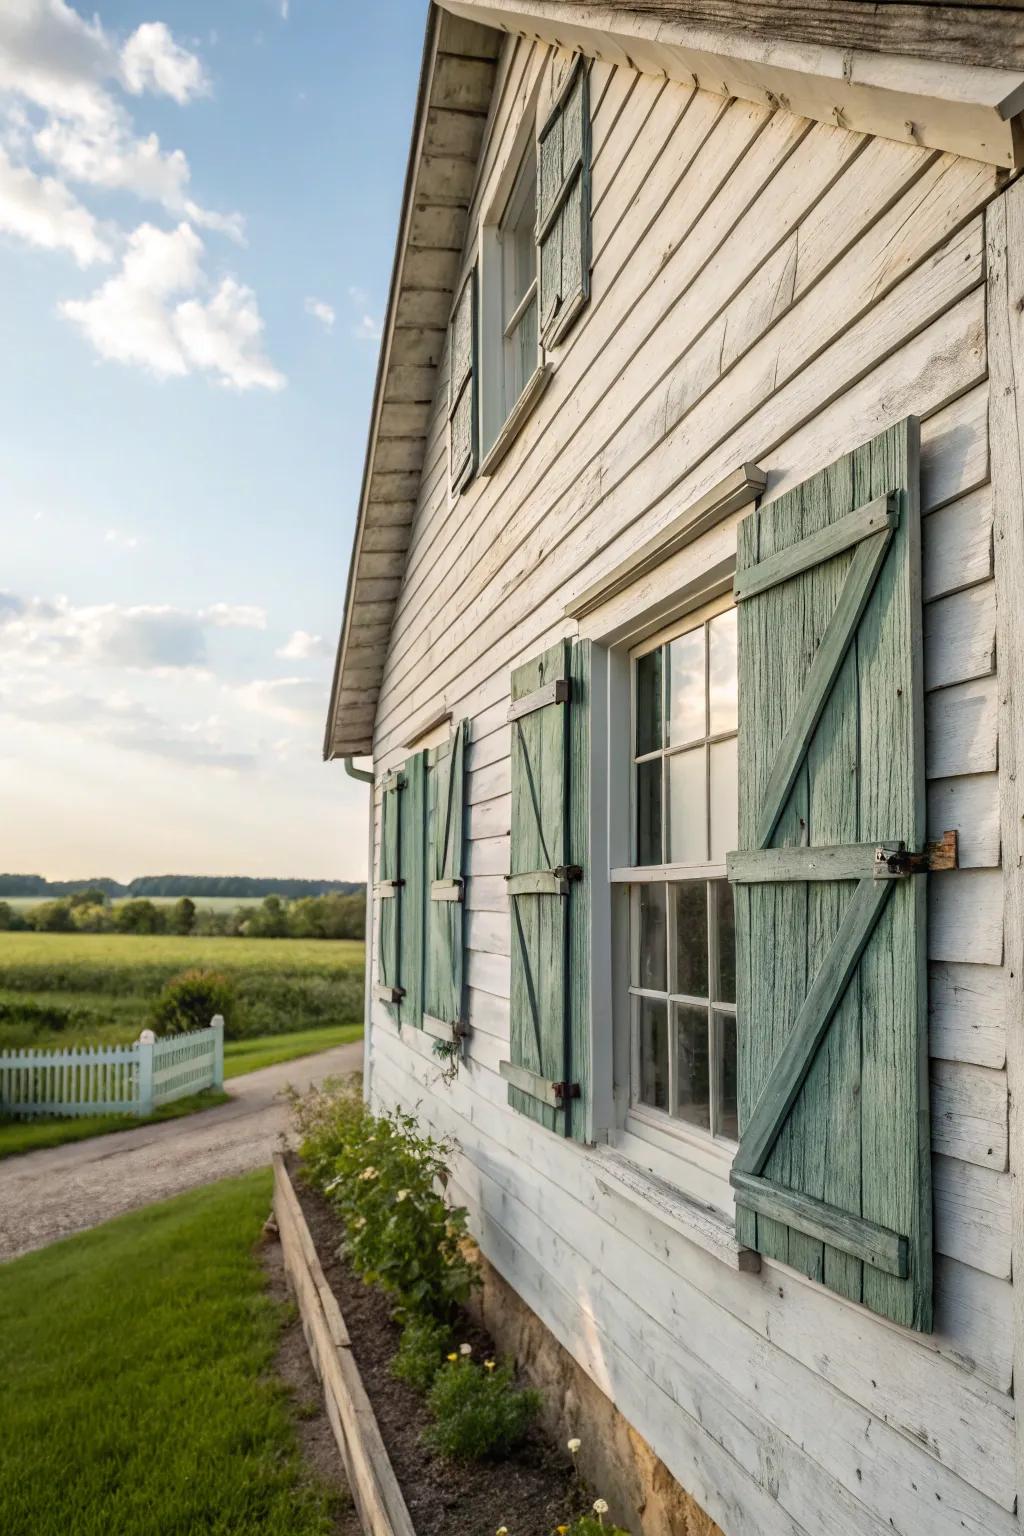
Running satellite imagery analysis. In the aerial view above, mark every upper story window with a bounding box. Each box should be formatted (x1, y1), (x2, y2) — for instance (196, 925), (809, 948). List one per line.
(498, 148), (538, 422)
(626, 607), (739, 1143)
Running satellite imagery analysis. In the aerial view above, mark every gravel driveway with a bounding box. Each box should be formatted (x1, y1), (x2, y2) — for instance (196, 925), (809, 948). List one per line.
(0, 1039), (363, 1263)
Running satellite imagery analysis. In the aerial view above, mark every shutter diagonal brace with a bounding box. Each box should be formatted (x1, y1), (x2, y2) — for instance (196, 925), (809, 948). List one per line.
(755, 527), (894, 850)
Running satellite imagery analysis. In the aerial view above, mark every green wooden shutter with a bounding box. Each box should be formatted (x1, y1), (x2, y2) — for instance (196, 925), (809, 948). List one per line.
(537, 57), (590, 348)
(448, 269), (476, 495)
(425, 720), (468, 1031)
(398, 750), (427, 1028)
(728, 417), (933, 1332)
(500, 639), (591, 1138)
(375, 774), (403, 1005)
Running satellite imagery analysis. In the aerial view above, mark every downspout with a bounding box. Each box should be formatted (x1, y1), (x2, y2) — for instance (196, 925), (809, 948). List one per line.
(344, 755), (376, 1104)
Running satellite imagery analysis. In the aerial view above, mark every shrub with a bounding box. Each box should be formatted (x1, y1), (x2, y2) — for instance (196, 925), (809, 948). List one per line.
(294, 1079), (477, 1320)
(149, 969), (234, 1036)
(114, 899), (165, 935)
(392, 1314), (452, 1393)
(423, 1356), (539, 1461)
(558, 1515), (631, 1535)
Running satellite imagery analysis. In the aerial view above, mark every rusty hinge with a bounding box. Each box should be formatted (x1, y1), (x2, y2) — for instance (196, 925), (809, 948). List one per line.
(553, 864), (584, 882)
(552, 1081), (581, 1103)
(874, 829), (958, 877)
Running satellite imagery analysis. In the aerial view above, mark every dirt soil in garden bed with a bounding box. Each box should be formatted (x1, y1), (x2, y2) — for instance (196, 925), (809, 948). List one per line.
(291, 1162), (590, 1536)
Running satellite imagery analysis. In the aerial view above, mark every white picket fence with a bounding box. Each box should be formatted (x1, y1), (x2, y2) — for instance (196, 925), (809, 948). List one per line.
(0, 1016), (225, 1119)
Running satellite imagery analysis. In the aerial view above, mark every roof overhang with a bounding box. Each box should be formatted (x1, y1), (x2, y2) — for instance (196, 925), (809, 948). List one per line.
(323, 6), (502, 760)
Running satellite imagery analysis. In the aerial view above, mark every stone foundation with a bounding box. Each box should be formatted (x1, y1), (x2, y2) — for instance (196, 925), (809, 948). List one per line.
(466, 1246), (723, 1536)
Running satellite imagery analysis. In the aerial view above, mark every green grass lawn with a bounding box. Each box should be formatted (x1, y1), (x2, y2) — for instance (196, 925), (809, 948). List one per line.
(224, 1022), (363, 1079)
(0, 1170), (342, 1536)
(0, 1025), (362, 1162)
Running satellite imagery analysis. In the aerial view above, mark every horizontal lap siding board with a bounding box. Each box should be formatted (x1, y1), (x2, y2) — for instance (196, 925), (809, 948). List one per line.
(365, 53), (1012, 1536)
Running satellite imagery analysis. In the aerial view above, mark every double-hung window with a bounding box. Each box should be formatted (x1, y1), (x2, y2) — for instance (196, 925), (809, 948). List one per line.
(625, 603), (739, 1144)
(499, 149), (538, 421)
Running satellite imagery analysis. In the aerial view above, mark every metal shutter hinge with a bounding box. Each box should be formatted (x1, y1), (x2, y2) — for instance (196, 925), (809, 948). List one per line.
(552, 1081), (581, 1103)
(873, 829), (958, 877)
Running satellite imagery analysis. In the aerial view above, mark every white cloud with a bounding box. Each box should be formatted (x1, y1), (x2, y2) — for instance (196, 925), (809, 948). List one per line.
(119, 22), (207, 106)
(276, 629), (328, 660)
(0, 143), (110, 263)
(347, 284), (381, 342)
(0, 591), (266, 672)
(60, 221), (284, 390)
(280, 0), (291, 18)
(304, 296), (334, 332)
(104, 527), (139, 550)
(235, 676), (324, 724)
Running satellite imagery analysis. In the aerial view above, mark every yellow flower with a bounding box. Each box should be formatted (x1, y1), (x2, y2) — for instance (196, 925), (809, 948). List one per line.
(557, 1527), (569, 1534)
(446, 1352), (458, 1362)
(484, 1359), (496, 1371)
(496, 1528), (509, 1535)
(396, 1188), (410, 1202)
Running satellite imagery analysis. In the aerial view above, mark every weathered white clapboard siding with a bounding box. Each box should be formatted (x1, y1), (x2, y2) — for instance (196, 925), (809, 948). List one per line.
(369, 1023), (1017, 1525)
(363, 42), (1016, 1536)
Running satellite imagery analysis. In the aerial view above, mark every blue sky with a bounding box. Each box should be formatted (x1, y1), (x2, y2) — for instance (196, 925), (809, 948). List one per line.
(0, 0), (427, 881)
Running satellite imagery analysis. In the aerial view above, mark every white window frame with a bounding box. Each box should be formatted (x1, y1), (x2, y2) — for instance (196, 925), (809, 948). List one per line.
(477, 90), (551, 476)
(614, 593), (739, 1148)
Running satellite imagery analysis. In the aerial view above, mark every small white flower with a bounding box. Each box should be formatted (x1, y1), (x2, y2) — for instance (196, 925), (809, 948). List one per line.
(353, 1215), (366, 1230)
(567, 1437), (581, 1454)
(593, 1499), (609, 1516)
(459, 1342), (472, 1356)
(359, 1166), (379, 1182)
(396, 1188), (410, 1202)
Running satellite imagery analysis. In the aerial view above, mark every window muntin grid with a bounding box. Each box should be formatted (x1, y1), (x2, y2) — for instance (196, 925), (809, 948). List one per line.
(627, 608), (739, 1143)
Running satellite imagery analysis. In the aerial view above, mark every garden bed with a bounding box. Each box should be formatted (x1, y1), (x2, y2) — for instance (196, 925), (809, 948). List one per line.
(284, 1153), (590, 1536)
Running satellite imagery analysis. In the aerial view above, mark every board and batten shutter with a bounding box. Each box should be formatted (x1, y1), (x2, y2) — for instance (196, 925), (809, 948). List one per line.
(425, 721), (468, 1032)
(398, 749), (428, 1028)
(500, 639), (590, 1138)
(448, 269), (477, 495)
(374, 773), (403, 1005)
(537, 57), (590, 348)
(727, 417), (941, 1333)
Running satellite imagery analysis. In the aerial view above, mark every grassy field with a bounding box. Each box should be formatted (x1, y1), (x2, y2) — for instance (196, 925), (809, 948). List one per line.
(0, 1171), (344, 1535)
(0, 932), (364, 1048)
(224, 1022), (363, 1078)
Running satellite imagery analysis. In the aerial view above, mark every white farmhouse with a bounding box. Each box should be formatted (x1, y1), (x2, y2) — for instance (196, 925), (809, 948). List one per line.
(325, 4), (1024, 1530)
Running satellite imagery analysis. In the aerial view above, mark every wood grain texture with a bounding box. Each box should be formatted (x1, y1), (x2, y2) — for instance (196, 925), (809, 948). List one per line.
(425, 721), (468, 1025)
(734, 419), (931, 1328)
(378, 782), (400, 999)
(568, 0), (1024, 70)
(398, 751), (426, 1029)
(985, 177), (1024, 1517)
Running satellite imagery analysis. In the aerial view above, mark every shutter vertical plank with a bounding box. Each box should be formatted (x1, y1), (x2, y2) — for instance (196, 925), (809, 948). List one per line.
(796, 448), (862, 1299)
(568, 640), (592, 1141)
(856, 420), (931, 1331)
(399, 752), (427, 1028)
(426, 722), (467, 1025)
(379, 782), (401, 998)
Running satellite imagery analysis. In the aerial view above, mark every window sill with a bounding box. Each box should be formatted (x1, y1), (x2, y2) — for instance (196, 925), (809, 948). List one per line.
(588, 1146), (760, 1273)
(478, 365), (551, 478)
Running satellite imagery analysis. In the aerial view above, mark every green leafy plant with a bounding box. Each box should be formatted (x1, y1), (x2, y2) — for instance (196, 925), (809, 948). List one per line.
(423, 1355), (539, 1461)
(392, 1313), (452, 1392)
(431, 1037), (460, 1086)
(555, 1515), (631, 1535)
(293, 1078), (477, 1320)
(149, 969), (234, 1036)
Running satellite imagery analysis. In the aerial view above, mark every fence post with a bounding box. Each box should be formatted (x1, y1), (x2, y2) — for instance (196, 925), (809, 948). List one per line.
(137, 1029), (155, 1116)
(210, 1014), (225, 1090)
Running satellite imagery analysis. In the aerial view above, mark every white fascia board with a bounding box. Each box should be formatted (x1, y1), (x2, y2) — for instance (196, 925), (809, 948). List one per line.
(440, 0), (1024, 167)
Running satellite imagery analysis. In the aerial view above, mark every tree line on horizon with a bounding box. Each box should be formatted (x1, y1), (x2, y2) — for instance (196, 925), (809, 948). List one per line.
(0, 889), (366, 942)
(0, 874), (363, 899)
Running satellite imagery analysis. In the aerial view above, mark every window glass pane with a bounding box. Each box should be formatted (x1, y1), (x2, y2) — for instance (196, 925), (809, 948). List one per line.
(636, 758), (662, 865)
(713, 879), (735, 1003)
(714, 1010), (738, 1140)
(672, 881), (708, 998)
(638, 997), (669, 1111)
(668, 746), (706, 865)
(708, 608), (738, 735)
(674, 1002), (710, 1130)
(635, 649), (663, 756)
(635, 883), (667, 991)
(709, 736), (738, 862)
(667, 626), (705, 746)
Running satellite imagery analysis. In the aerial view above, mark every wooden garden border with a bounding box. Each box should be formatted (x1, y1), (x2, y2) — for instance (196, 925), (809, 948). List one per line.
(271, 1154), (416, 1536)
